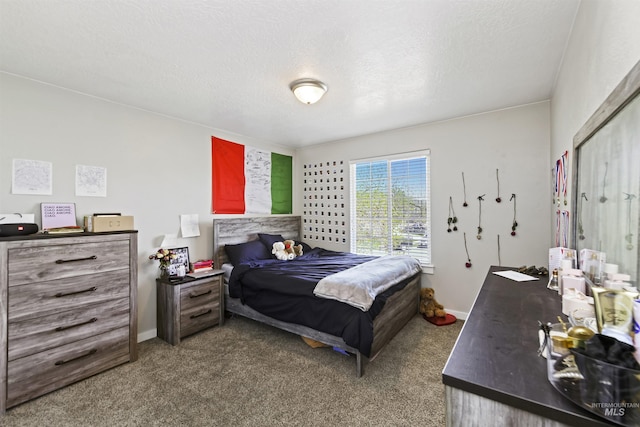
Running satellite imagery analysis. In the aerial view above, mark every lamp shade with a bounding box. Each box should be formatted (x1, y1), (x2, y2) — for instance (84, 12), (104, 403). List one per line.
(290, 78), (327, 104)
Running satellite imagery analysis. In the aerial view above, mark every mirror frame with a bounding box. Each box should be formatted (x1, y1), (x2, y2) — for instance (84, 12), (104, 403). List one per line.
(572, 60), (640, 283)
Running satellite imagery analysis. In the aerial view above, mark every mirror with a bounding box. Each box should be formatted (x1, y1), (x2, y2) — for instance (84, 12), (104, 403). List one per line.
(573, 60), (640, 286)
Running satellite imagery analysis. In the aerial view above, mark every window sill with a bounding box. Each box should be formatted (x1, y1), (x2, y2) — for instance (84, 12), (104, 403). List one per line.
(421, 264), (435, 275)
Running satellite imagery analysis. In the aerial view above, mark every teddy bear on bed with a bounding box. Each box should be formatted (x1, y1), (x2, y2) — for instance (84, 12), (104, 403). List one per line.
(272, 242), (291, 261)
(283, 239), (303, 259)
(419, 287), (446, 318)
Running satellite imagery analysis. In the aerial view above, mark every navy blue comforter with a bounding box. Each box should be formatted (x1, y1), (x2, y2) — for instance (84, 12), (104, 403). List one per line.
(228, 248), (414, 357)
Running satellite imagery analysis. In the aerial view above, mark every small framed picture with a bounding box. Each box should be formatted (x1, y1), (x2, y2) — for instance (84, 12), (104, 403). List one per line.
(169, 247), (190, 276)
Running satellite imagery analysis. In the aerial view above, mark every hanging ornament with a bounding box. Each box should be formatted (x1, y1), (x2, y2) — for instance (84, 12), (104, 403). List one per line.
(554, 151), (569, 206)
(624, 192), (636, 250)
(578, 192), (587, 240)
(476, 194), (485, 239)
(561, 151), (568, 205)
(497, 234), (501, 266)
(464, 232), (472, 268)
(447, 196), (458, 232)
(462, 172), (468, 207)
(495, 168), (501, 203)
(600, 162), (608, 203)
(510, 193), (518, 236)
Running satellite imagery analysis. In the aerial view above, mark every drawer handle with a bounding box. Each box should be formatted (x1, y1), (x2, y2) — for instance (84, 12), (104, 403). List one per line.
(55, 286), (97, 298)
(55, 255), (98, 264)
(55, 317), (98, 332)
(190, 309), (212, 319)
(54, 348), (98, 366)
(189, 289), (212, 298)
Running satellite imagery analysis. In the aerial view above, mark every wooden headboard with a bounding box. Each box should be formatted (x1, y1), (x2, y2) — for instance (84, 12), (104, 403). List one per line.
(213, 216), (301, 268)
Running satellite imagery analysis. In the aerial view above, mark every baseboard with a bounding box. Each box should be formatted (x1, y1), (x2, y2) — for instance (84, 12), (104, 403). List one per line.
(445, 309), (468, 321)
(138, 329), (157, 343)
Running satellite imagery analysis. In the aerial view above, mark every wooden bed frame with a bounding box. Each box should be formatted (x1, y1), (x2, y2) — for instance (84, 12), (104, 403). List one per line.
(212, 216), (420, 376)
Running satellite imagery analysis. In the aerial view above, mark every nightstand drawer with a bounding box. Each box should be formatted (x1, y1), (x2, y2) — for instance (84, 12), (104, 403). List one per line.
(8, 240), (129, 286)
(8, 270), (130, 322)
(179, 280), (220, 311)
(7, 326), (130, 408)
(180, 300), (220, 338)
(180, 279), (220, 338)
(8, 297), (130, 361)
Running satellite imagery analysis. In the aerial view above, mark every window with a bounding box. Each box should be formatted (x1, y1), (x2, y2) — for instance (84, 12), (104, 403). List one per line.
(350, 150), (431, 267)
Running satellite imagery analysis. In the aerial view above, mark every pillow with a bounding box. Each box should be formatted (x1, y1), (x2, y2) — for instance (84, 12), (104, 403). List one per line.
(258, 233), (285, 249)
(225, 240), (272, 266)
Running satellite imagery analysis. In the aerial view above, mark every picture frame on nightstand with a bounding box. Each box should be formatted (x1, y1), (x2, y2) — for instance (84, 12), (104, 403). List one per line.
(168, 247), (190, 276)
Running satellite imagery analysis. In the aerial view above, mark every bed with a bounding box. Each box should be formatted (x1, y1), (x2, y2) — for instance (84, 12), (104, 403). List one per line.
(213, 216), (421, 376)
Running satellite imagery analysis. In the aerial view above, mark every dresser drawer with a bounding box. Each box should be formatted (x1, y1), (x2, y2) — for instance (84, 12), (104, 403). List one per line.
(8, 270), (130, 322)
(8, 297), (130, 361)
(179, 280), (221, 338)
(7, 326), (131, 408)
(8, 240), (129, 286)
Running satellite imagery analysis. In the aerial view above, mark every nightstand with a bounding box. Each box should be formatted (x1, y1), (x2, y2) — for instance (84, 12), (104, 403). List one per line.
(156, 270), (224, 345)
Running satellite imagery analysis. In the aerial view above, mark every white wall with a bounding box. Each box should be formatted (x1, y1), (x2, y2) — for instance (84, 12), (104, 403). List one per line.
(5, 0), (637, 332)
(297, 102), (551, 316)
(550, 0), (640, 242)
(0, 73), (294, 340)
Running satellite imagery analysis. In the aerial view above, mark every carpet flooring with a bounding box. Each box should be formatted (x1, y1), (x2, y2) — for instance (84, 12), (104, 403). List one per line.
(2, 314), (463, 427)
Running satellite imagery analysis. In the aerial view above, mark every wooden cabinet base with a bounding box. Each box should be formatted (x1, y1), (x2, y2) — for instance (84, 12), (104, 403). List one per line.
(0, 231), (138, 414)
(156, 272), (224, 345)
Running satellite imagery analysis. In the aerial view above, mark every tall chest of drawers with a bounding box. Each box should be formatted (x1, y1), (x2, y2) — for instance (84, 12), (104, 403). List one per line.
(0, 231), (138, 413)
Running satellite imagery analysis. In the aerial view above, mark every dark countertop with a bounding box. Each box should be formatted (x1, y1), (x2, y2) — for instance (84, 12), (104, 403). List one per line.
(442, 266), (614, 426)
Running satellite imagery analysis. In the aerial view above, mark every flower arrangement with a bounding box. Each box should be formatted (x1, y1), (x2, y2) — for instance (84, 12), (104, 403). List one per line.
(149, 248), (177, 270)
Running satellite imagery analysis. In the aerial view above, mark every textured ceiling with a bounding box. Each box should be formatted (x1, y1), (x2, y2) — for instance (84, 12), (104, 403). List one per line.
(0, 0), (580, 148)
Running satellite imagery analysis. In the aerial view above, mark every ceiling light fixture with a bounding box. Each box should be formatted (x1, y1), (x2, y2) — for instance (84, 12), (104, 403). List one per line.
(290, 78), (328, 104)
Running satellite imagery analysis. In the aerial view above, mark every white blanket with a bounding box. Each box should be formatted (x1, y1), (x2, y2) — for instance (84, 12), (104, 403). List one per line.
(313, 255), (422, 311)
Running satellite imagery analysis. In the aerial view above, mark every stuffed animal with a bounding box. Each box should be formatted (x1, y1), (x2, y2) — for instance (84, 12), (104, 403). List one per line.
(272, 242), (290, 261)
(419, 287), (446, 318)
(293, 244), (303, 257)
(283, 240), (296, 260)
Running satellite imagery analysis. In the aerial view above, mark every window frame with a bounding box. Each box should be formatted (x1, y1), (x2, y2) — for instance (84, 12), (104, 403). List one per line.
(349, 150), (433, 272)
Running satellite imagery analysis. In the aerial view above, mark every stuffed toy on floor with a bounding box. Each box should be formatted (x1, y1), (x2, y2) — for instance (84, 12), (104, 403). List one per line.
(420, 287), (446, 318)
(419, 287), (457, 326)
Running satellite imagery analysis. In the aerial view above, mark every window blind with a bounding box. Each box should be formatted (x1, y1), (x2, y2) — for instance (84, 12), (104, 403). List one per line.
(350, 151), (431, 266)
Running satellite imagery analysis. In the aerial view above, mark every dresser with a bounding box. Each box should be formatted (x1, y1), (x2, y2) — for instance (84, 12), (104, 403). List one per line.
(156, 271), (224, 345)
(0, 231), (138, 413)
(442, 266), (613, 426)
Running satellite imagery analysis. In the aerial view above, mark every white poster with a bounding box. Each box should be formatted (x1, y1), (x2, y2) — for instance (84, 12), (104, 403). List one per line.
(12, 159), (53, 195)
(76, 165), (107, 197)
(180, 214), (200, 238)
(244, 146), (272, 214)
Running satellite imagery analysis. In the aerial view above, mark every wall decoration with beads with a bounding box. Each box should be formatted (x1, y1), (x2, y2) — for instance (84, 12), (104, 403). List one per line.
(302, 160), (348, 247)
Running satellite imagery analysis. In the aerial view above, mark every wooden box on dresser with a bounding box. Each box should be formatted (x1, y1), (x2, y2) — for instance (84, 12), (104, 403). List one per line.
(156, 271), (224, 346)
(0, 231), (138, 413)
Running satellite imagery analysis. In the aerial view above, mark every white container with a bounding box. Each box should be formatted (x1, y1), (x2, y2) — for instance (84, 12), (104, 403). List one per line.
(549, 247), (576, 276)
(604, 273), (631, 291)
(562, 288), (594, 317)
(603, 263), (619, 279)
(579, 249), (606, 285)
(561, 268), (586, 295)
